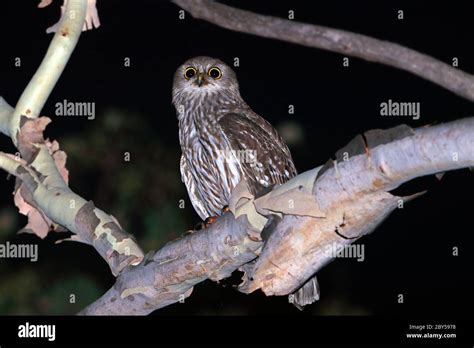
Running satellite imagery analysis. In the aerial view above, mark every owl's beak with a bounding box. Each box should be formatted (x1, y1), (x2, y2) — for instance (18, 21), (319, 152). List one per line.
(196, 73), (205, 87)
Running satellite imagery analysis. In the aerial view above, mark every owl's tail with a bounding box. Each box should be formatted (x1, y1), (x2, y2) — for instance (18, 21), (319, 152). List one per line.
(291, 275), (320, 311)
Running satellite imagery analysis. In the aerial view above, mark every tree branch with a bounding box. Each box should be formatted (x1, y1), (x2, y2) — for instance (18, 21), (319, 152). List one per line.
(80, 118), (474, 314)
(8, 0), (86, 144)
(0, 0), (144, 276)
(0, 142), (144, 276)
(0, 97), (14, 136)
(173, 0), (474, 102)
(239, 118), (474, 296)
(79, 213), (262, 315)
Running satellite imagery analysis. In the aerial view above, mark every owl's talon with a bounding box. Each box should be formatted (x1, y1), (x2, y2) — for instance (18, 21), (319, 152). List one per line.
(204, 216), (217, 228)
(192, 216), (217, 231)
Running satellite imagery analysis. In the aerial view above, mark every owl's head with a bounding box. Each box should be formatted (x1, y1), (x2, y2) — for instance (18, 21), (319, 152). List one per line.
(172, 56), (239, 103)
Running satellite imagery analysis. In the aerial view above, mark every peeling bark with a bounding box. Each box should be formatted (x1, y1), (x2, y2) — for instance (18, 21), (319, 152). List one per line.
(80, 119), (473, 314)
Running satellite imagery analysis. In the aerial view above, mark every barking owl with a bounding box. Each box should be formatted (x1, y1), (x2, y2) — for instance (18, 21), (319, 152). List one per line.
(172, 56), (319, 310)
(172, 56), (297, 221)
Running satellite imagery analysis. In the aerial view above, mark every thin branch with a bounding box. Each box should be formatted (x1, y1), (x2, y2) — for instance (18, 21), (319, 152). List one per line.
(0, 143), (144, 276)
(0, 97), (13, 136)
(0, 1), (144, 276)
(173, 0), (474, 102)
(9, 0), (87, 144)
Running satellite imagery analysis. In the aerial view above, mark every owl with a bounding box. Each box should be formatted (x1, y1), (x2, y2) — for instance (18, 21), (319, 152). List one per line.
(172, 56), (297, 222)
(172, 56), (318, 309)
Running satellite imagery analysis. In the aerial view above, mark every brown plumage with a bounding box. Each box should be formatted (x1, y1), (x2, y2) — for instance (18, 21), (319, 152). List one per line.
(172, 56), (319, 310)
(172, 56), (296, 220)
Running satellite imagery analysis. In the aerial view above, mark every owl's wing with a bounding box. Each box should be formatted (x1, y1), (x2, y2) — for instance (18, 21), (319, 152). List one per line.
(180, 155), (209, 220)
(218, 112), (297, 195)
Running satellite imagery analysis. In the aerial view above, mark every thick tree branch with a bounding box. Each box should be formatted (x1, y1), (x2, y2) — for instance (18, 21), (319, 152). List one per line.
(173, 0), (474, 102)
(79, 213), (262, 315)
(81, 118), (474, 315)
(240, 118), (474, 296)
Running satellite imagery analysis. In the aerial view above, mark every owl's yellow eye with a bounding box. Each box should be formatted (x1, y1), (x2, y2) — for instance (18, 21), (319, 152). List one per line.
(208, 67), (222, 79)
(184, 67), (197, 80)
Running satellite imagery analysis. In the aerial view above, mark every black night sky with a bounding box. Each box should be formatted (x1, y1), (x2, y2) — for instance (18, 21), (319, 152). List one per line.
(0, 0), (473, 322)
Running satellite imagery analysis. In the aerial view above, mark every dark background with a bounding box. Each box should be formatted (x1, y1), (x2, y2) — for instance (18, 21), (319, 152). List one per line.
(0, 0), (472, 316)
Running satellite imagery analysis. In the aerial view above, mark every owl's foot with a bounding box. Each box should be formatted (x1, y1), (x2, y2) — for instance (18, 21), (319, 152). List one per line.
(193, 216), (218, 231)
(189, 207), (229, 233)
(204, 216), (217, 228)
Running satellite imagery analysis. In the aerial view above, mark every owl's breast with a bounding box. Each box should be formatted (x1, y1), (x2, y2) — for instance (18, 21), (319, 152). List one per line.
(179, 112), (243, 217)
